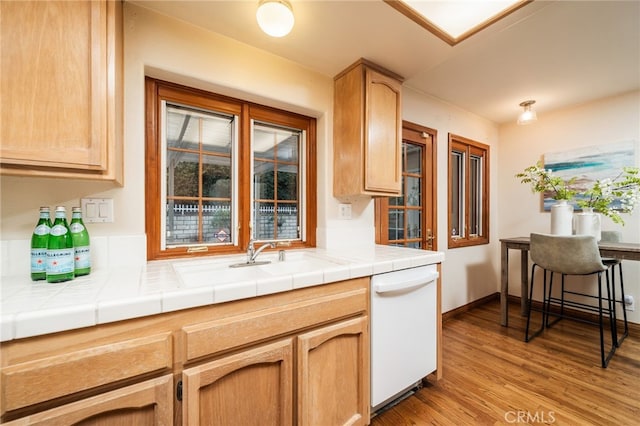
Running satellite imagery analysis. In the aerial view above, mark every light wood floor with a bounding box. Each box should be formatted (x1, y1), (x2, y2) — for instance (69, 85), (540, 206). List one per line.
(371, 299), (640, 426)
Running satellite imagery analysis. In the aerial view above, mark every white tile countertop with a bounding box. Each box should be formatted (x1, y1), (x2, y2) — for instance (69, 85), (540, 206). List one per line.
(0, 245), (444, 342)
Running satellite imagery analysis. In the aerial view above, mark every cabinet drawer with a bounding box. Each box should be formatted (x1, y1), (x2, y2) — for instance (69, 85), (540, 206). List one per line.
(182, 285), (368, 362)
(1, 333), (173, 413)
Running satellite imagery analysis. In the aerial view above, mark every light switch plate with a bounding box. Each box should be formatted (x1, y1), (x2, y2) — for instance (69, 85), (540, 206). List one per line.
(81, 198), (114, 223)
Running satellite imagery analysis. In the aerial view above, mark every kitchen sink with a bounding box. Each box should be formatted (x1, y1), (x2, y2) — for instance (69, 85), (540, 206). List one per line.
(172, 251), (349, 288)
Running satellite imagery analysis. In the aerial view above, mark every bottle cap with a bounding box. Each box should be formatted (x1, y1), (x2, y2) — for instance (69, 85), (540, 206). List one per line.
(55, 206), (66, 212)
(72, 207), (82, 213)
(40, 206), (50, 212)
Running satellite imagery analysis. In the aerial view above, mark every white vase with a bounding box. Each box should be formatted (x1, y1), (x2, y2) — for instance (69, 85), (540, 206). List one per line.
(574, 207), (601, 241)
(550, 199), (573, 235)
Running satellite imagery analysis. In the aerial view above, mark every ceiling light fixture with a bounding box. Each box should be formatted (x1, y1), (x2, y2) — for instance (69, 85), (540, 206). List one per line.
(384, 0), (532, 46)
(517, 100), (537, 125)
(256, 0), (294, 37)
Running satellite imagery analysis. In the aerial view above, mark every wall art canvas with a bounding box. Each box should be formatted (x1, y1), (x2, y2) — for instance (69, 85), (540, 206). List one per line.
(542, 140), (638, 211)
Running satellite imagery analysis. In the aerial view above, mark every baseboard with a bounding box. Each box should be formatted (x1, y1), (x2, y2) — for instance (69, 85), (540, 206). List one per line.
(443, 292), (639, 334)
(442, 292), (499, 322)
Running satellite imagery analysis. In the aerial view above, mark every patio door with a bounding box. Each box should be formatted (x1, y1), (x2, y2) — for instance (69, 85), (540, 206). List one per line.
(375, 121), (437, 250)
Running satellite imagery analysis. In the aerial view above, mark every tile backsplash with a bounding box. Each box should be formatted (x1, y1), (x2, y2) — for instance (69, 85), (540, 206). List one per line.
(1, 235), (147, 277)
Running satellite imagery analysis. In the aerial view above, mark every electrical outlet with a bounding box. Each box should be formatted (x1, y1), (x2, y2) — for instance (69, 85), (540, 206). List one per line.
(338, 203), (352, 220)
(624, 295), (635, 311)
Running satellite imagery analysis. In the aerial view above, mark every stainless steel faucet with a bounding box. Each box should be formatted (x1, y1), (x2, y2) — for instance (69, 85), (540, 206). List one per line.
(246, 239), (276, 264)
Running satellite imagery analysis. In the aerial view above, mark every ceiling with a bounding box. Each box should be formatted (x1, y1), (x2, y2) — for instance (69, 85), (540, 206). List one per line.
(129, 0), (640, 124)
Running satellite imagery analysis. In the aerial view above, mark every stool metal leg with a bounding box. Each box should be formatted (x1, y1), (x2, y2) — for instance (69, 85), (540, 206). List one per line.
(615, 263), (629, 347)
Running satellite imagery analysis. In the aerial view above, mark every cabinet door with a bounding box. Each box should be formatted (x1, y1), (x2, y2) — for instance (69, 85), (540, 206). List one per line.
(297, 316), (370, 426)
(182, 339), (294, 426)
(2, 375), (173, 425)
(364, 68), (402, 194)
(0, 0), (122, 182)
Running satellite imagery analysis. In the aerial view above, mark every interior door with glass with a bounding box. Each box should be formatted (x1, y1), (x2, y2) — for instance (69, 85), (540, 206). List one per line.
(375, 121), (437, 250)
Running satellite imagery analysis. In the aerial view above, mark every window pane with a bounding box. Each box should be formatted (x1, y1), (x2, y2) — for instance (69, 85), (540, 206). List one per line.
(451, 150), (464, 237)
(254, 162), (275, 200)
(407, 209), (422, 239)
(406, 144), (422, 174)
(203, 155), (231, 198)
(278, 204), (300, 240)
(206, 201), (232, 244)
(167, 105), (233, 155)
(165, 200), (199, 245)
(167, 151), (199, 197)
(406, 176), (421, 207)
(388, 208), (404, 240)
(254, 124), (300, 160)
(254, 202), (275, 239)
(277, 164), (298, 201)
(277, 136), (299, 162)
(470, 154), (482, 236)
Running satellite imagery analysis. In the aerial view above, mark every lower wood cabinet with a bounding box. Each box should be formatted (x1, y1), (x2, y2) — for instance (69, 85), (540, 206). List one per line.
(297, 316), (369, 426)
(1, 277), (370, 425)
(182, 338), (294, 425)
(2, 375), (174, 425)
(181, 316), (369, 426)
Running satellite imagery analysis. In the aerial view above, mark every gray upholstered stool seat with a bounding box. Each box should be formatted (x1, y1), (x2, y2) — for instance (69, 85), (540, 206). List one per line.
(525, 233), (617, 367)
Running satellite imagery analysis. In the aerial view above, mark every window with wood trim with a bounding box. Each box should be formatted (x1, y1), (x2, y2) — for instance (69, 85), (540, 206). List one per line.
(145, 78), (316, 260)
(448, 134), (489, 248)
(376, 122), (437, 251)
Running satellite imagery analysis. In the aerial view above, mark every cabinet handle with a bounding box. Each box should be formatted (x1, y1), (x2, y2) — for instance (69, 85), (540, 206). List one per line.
(176, 380), (183, 401)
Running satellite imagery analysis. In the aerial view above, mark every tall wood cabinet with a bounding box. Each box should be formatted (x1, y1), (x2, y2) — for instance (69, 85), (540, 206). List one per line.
(0, 0), (123, 184)
(333, 59), (403, 197)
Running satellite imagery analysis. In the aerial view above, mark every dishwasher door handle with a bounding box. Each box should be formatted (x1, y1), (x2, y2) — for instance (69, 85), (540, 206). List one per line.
(374, 271), (439, 294)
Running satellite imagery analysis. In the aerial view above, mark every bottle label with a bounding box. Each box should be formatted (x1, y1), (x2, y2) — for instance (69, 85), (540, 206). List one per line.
(70, 223), (85, 233)
(31, 249), (47, 273)
(74, 246), (91, 269)
(50, 224), (68, 237)
(34, 224), (50, 236)
(46, 249), (74, 274)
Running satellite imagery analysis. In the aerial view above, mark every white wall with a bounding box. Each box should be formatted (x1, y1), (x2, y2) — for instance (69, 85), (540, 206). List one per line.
(498, 90), (640, 323)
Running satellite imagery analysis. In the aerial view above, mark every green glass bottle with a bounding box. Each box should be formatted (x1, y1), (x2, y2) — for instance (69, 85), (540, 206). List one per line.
(70, 207), (91, 276)
(46, 206), (75, 283)
(30, 206), (51, 281)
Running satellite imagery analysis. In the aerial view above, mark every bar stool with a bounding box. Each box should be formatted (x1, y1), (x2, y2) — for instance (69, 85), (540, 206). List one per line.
(600, 231), (629, 347)
(525, 233), (617, 367)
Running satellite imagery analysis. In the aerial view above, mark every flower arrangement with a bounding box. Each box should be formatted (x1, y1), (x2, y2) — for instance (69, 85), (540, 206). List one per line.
(575, 167), (640, 225)
(516, 162), (640, 225)
(515, 162), (577, 201)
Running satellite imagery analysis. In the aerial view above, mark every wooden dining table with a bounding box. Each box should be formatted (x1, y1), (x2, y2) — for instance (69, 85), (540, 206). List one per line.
(499, 236), (640, 326)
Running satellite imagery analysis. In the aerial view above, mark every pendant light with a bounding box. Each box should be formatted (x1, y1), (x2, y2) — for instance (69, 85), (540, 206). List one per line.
(517, 100), (537, 125)
(256, 0), (295, 37)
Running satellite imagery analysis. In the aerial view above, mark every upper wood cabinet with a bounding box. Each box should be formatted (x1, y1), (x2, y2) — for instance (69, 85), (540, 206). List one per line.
(0, 0), (123, 184)
(333, 59), (403, 197)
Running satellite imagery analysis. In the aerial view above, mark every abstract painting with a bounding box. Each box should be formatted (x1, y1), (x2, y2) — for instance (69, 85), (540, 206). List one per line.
(542, 140), (638, 210)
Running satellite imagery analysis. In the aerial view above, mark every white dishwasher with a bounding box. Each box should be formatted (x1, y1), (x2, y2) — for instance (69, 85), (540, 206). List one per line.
(370, 264), (439, 412)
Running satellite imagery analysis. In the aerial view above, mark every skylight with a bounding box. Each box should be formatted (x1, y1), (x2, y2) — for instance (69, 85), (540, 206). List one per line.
(385, 0), (532, 46)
